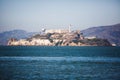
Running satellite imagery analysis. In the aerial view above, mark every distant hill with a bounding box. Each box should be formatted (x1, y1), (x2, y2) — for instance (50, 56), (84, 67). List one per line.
(0, 30), (37, 45)
(81, 24), (120, 46)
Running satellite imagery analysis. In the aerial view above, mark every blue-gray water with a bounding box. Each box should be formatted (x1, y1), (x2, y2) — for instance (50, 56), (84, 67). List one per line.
(0, 46), (120, 80)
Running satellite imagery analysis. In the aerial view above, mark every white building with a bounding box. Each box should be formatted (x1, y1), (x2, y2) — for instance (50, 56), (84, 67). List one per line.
(45, 29), (69, 34)
(85, 36), (97, 39)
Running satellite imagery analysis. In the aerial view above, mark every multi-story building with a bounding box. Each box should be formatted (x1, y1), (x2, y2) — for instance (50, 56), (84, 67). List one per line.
(45, 29), (69, 34)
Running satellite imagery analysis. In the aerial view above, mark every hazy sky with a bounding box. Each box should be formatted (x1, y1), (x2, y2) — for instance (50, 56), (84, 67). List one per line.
(0, 0), (120, 32)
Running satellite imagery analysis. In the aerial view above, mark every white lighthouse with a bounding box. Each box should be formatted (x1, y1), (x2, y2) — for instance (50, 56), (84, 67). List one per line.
(69, 24), (71, 33)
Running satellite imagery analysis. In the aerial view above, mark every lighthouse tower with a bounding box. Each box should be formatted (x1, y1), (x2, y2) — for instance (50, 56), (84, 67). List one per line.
(69, 24), (71, 33)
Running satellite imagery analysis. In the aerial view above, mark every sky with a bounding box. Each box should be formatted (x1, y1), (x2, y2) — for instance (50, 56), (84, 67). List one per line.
(0, 0), (120, 32)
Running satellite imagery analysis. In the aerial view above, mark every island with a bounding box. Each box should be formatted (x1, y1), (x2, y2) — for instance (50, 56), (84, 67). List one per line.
(7, 29), (111, 46)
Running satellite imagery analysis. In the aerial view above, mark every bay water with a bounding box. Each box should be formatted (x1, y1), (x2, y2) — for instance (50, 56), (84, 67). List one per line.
(0, 46), (120, 80)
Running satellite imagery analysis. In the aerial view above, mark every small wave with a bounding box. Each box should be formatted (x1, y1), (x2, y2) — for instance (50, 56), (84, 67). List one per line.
(0, 57), (120, 63)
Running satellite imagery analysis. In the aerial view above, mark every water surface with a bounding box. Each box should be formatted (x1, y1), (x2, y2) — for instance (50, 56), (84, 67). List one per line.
(0, 46), (120, 80)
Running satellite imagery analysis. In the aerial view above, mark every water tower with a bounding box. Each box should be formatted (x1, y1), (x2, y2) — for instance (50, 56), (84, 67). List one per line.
(41, 28), (46, 34)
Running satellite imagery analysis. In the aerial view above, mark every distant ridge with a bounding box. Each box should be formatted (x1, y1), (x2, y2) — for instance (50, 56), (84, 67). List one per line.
(81, 23), (120, 46)
(0, 30), (37, 45)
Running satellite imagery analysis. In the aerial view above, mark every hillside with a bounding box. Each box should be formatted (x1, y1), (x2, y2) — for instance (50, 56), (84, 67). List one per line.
(0, 30), (37, 45)
(81, 24), (120, 46)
